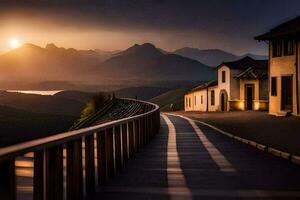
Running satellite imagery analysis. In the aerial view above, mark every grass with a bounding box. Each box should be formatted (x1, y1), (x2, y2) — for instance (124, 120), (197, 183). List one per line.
(150, 88), (189, 111)
(0, 105), (76, 147)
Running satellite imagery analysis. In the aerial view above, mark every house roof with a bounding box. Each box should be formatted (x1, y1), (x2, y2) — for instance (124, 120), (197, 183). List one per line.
(234, 67), (268, 80)
(255, 16), (300, 40)
(185, 80), (218, 95)
(217, 56), (268, 70)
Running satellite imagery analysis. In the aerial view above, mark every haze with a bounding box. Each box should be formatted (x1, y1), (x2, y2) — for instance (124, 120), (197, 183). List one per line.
(1, 0), (300, 55)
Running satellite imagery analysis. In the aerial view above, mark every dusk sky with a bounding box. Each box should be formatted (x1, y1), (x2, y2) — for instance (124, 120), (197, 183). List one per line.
(1, 0), (300, 55)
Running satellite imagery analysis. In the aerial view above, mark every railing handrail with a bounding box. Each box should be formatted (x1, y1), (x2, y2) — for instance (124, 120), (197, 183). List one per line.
(0, 98), (159, 161)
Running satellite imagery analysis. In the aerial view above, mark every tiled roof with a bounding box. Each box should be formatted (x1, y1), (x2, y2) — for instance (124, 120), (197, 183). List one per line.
(218, 56), (267, 70)
(255, 16), (300, 40)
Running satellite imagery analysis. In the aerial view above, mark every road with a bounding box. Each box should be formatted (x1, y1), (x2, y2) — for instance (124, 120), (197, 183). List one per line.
(94, 114), (300, 200)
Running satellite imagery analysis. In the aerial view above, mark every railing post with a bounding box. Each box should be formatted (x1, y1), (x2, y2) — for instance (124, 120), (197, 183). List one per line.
(145, 116), (149, 144)
(46, 146), (63, 200)
(106, 128), (115, 178)
(140, 118), (144, 147)
(85, 134), (95, 196)
(122, 123), (128, 164)
(134, 119), (140, 152)
(67, 140), (83, 200)
(97, 130), (107, 185)
(128, 121), (135, 157)
(34, 151), (44, 200)
(114, 126), (122, 172)
(0, 158), (16, 200)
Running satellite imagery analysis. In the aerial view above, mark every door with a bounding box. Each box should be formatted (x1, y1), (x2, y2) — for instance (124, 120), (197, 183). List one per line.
(281, 76), (293, 111)
(245, 84), (254, 110)
(221, 93), (225, 111)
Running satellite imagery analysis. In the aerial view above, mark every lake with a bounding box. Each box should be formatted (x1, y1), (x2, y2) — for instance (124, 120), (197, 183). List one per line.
(6, 90), (63, 95)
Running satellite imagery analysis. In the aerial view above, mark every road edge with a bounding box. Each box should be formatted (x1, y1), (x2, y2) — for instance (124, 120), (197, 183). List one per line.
(165, 113), (300, 166)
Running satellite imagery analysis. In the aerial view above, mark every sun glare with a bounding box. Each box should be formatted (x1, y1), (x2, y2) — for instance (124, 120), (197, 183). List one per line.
(9, 38), (21, 49)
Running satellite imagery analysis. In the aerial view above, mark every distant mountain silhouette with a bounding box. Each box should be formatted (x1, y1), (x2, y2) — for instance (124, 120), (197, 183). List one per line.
(173, 47), (267, 66)
(239, 53), (267, 60)
(0, 43), (108, 82)
(96, 43), (216, 81)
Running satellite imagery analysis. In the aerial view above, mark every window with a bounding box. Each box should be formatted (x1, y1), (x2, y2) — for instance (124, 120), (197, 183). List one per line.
(222, 71), (226, 83)
(271, 77), (277, 96)
(201, 95), (203, 104)
(283, 40), (294, 56)
(272, 40), (282, 57)
(189, 98), (191, 107)
(194, 96), (197, 105)
(185, 97), (188, 107)
(211, 90), (215, 106)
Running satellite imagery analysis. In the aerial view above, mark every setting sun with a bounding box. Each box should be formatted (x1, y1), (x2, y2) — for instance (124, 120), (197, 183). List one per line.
(9, 38), (21, 49)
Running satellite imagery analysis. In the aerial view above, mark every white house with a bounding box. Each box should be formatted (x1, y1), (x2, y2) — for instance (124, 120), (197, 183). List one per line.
(184, 56), (269, 112)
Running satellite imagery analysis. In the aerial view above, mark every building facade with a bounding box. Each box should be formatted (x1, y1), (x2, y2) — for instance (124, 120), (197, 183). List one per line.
(184, 57), (268, 112)
(255, 16), (300, 116)
(185, 80), (218, 112)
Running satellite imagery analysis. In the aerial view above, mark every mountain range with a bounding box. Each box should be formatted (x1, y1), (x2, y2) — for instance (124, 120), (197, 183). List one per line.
(95, 43), (216, 81)
(172, 47), (267, 66)
(0, 42), (266, 87)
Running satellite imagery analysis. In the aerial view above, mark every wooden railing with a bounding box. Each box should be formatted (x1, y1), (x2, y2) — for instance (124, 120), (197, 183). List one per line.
(0, 99), (160, 200)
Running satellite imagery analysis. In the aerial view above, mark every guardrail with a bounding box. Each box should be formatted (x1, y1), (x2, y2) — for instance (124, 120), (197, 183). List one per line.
(0, 99), (160, 200)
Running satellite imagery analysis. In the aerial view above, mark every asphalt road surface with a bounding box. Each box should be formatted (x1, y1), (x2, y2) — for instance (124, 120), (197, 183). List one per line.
(94, 114), (300, 200)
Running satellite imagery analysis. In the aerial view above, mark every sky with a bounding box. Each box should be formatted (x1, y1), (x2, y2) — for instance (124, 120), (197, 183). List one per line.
(0, 0), (300, 55)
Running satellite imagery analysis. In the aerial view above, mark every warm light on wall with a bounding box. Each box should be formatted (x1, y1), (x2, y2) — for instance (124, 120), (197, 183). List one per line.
(238, 101), (245, 110)
(254, 102), (260, 110)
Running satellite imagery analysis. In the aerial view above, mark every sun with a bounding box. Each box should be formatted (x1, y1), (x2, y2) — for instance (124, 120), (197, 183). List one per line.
(9, 38), (21, 49)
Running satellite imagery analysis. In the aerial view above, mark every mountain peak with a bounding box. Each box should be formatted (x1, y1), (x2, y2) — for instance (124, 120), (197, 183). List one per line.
(117, 43), (163, 58)
(45, 43), (59, 50)
(21, 43), (41, 49)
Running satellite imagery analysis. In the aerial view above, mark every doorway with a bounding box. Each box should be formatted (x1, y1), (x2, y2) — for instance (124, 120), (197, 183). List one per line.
(219, 90), (228, 112)
(221, 93), (226, 111)
(281, 76), (293, 111)
(245, 84), (254, 110)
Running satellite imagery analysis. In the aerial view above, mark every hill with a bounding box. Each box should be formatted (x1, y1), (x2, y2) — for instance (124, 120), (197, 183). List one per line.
(0, 105), (76, 147)
(173, 47), (267, 66)
(54, 90), (94, 103)
(114, 86), (170, 100)
(150, 88), (190, 111)
(0, 91), (86, 116)
(96, 43), (216, 81)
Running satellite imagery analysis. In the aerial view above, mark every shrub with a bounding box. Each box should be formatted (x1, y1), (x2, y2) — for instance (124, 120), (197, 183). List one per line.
(79, 92), (108, 120)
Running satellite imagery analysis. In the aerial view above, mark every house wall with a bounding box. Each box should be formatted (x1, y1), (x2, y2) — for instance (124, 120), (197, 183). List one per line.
(239, 79), (268, 111)
(218, 66), (231, 100)
(240, 79), (259, 101)
(184, 93), (194, 111)
(184, 89), (208, 111)
(259, 79), (269, 100)
(230, 69), (242, 100)
(193, 90), (208, 111)
(217, 66), (230, 111)
(208, 86), (219, 111)
(269, 41), (297, 115)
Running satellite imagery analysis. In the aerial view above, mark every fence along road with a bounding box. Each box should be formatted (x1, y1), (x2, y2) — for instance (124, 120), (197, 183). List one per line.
(93, 114), (300, 200)
(2, 105), (300, 200)
(0, 98), (160, 200)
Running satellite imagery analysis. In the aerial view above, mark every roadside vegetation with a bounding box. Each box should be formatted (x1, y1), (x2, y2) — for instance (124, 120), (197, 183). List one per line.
(78, 92), (110, 121)
(150, 88), (189, 111)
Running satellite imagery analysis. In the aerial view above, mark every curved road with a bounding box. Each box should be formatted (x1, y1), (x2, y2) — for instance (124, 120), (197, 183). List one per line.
(95, 114), (300, 200)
